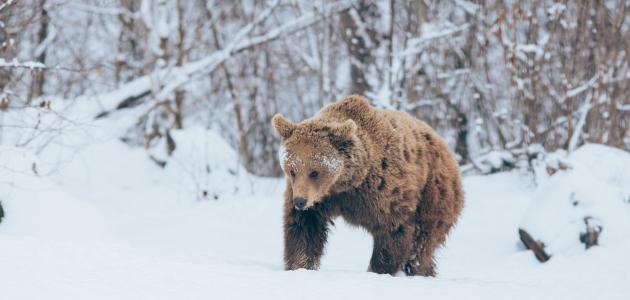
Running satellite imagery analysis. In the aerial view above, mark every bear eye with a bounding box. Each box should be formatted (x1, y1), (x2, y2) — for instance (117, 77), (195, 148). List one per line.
(309, 171), (319, 179)
(289, 170), (296, 177)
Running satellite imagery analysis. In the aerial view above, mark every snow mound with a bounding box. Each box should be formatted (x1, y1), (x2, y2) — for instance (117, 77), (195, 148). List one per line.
(520, 144), (630, 257)
(50, 125), (267, 205)
(160, 126), (260, 200)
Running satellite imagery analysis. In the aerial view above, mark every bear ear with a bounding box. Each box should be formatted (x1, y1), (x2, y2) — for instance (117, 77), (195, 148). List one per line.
(328, 119), (357, 152)
(333, 119), (357, 137)
(272, 114), (296, 139)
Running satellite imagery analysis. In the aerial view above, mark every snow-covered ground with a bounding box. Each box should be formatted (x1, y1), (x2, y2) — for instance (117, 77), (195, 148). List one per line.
(1, 117), (629, 299)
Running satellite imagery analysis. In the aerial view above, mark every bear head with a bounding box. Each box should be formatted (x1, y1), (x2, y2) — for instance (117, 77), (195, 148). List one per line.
(272, 113), (367, 210)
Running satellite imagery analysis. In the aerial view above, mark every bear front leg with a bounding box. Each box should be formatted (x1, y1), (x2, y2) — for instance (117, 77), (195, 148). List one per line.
(284, 208), (329, 270)
(368, 225), (413, 275)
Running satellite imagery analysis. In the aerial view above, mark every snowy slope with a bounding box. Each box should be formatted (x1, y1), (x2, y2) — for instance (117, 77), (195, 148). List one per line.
(1, 128), (629, 299)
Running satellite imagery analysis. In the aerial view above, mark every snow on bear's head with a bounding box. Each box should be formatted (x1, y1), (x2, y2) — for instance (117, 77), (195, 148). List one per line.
(272, 113), (361, 210)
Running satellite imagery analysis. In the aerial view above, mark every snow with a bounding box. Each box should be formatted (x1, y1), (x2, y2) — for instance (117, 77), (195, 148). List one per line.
(279, 149), (341, 173)
(515, 43), (544, 60)
(278, 145), (288, 171)
(547, 3), (567, 17)
(314, 154), (341, 171)
(474, 150), (515, 173)
(1, 120), (630, 298)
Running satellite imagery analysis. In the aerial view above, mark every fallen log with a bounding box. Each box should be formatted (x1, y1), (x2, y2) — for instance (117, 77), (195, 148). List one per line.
(518, 228), (551, 262)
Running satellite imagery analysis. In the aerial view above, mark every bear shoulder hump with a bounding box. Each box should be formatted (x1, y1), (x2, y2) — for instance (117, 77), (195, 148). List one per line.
(324, 95), (372, 117)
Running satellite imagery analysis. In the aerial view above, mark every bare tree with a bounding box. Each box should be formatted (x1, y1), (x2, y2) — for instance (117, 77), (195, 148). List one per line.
(2, 0), (629, 176)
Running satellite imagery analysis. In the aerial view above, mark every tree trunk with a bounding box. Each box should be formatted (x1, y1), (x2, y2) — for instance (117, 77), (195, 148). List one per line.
(28, 0), (48, 103)
(340, 1), (375, 95)
(173, 0), (186, 129)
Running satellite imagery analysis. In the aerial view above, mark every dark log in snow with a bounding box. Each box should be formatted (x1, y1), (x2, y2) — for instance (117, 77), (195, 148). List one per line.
(0, 201), (4, 223)
(518, 228), (551, 262)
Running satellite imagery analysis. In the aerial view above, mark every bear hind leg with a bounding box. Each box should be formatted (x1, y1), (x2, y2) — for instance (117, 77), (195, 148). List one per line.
(405, 219), (452, 277)
(368, 225), (413, 275)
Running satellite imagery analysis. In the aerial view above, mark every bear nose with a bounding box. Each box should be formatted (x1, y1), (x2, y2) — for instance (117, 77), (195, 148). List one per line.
(293, 197), (306, 210)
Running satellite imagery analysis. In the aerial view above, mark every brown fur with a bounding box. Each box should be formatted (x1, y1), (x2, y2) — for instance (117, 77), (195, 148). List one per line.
(273, 95), (464, 276)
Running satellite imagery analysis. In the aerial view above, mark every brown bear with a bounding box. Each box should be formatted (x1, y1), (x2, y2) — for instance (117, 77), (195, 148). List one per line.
(272, 95), (464, 276)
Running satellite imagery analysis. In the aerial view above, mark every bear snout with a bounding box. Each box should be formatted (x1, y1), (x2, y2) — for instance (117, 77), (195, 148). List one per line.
(293, 197), (307, 210)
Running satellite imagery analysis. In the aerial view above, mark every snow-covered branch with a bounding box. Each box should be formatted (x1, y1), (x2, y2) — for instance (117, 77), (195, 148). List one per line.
(0, 58), (46, 70)
(87, 0), (351, 118)
(66, 2), (137, 19)
(0, 0), (15, 12)
(398, 24), (470, 57)
(562, 74), (600, 102)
